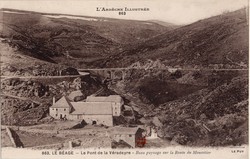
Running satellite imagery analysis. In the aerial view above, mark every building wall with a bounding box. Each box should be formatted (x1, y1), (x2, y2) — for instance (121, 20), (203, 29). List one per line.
(50, 108), (70, 119)
(112, 134), (136, 148)
(112, 102), (122, 116)
(68, 114), (113, 126)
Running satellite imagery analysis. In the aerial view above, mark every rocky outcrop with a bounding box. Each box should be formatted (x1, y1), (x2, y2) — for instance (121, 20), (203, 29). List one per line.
(152, 117), (163, 127)
(61, 67), (79, 76)
(68, 90), (84, 102)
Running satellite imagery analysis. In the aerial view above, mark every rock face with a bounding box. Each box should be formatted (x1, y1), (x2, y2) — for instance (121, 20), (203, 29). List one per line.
(34, 83), (48, 97)
(1, 63), (62, 76)
(1, 74), (105, 126)
(68, 90), (84, 102)
(72, 77), (82, 90)
(1, 79), (49, 98)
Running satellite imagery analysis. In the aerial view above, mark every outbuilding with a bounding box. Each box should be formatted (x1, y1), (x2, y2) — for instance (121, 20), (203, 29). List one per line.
(110, 126), (146, 148)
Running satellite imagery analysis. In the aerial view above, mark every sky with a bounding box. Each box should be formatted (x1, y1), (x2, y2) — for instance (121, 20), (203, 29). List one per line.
(0, 0), (248, 24)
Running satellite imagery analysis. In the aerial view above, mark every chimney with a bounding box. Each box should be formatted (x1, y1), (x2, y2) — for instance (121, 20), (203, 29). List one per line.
(53, 97), (55, 105)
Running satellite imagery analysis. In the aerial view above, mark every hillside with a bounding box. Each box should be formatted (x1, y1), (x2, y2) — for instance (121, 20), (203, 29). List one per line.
(106, 68), (248, 146)
(0, 8), (248, 147)
(0, 8), (169, 67)
(100, 9), (248, 69)
(157, 74), (248, 146)
(148, 20), (179, 28)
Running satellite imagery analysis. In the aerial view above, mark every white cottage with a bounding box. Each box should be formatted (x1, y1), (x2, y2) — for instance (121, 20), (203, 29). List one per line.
(49, 95), (124, 126)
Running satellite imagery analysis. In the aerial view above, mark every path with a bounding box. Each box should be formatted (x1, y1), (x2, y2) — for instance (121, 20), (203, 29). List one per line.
(1, 73), (89, 81)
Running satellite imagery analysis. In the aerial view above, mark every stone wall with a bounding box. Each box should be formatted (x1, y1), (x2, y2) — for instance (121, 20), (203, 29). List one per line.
(31, 143), (64, 150)
(5, 127), (24, 148)
(5, 127), (17, 147)
(68, 114), (113, 126)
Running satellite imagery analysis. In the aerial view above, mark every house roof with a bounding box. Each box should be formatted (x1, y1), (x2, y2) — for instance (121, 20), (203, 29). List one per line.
(86, 96), (107, 102)
(107, 95), (123, 103)
(86, 95), (122, 103)
(70, 102), (112, 115)
(110, 126), (140, 135)
(50, 96), (72, 108)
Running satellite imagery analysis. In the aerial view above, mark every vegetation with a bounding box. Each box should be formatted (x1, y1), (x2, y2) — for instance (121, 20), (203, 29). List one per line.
(0, 8), (248, 147)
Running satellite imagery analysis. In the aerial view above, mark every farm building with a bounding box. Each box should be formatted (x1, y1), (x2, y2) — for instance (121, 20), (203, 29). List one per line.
(86, 95), (124, 116)
(110, 126), (146, 148)
(49, 95), (124, 126)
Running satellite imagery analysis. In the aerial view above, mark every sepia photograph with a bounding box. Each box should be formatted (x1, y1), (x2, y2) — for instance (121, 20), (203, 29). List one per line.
(0, 0), (249, 159)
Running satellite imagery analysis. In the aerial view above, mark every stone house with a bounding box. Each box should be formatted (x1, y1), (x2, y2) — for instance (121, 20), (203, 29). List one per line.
(110, 127), (145, 148)
(69, 102), (114, 126)
(86, 95), (124, 116)
(49, 95), (124, 126)
(49, 96), (72, 120)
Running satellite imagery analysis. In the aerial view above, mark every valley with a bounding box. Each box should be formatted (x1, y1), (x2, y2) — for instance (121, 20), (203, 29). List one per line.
(0, 8), (248, 149)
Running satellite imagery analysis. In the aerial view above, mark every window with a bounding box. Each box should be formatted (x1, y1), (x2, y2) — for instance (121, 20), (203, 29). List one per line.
(55, 114), (58, 116)
(129, 135), (132, 137)
(64, 109), (66, 111)
(56, 109), (58, 111)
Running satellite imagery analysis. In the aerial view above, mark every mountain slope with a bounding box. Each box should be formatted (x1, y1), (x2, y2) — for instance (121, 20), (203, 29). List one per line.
(100, 9), (248, 69)
(148, 20), (179, 28)
(0, 8), (170, 66)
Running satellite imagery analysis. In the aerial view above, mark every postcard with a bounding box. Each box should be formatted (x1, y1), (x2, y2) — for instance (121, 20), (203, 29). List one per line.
(0, 0), (248, 159)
